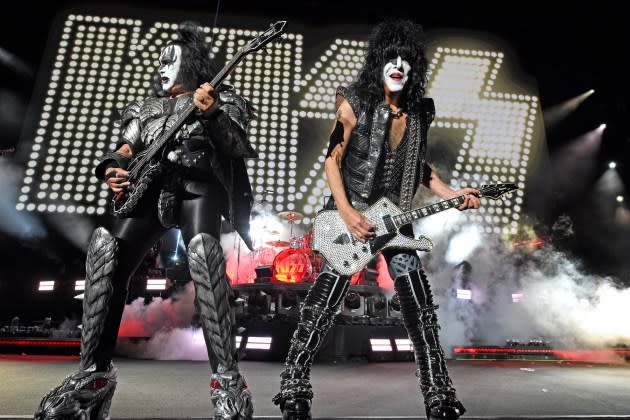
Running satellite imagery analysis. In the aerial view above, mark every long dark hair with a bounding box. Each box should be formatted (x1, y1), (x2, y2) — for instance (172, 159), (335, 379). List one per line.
(153, 21), (218, 95)
(351, 18), (428, 113)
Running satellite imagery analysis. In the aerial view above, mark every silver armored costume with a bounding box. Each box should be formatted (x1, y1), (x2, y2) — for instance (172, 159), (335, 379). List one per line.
(37, 22), (256, 420)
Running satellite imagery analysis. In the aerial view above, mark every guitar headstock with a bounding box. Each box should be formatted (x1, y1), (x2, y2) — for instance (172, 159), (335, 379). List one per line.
(241, 20), (287, 54)
(479, 183), (519, 200)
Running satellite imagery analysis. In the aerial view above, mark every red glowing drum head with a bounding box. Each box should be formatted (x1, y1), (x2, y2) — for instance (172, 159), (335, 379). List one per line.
(272, 248), (313, 283)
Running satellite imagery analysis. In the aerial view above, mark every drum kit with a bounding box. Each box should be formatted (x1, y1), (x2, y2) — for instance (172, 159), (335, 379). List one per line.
(251, 209), (324, 282)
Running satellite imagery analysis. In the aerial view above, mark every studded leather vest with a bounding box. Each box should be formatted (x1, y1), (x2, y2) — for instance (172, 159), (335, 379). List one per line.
(337, 86), (435, 211)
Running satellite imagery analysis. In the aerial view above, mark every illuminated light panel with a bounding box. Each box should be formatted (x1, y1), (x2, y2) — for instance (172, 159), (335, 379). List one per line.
(394, 338), (413, 352)
(74, 280), (85, 291)
(512, 293), (523, 303)
(38, 280), (55, 292)
(146, 278), (167, 290)
(370, 338), (393, 352)
(456, 289), (472, 300)
(245, 336), (272, 350)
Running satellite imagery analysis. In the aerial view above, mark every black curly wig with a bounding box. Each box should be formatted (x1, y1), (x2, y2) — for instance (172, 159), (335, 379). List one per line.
(153, 21), (219, 95)
(350, 18), (428, 113)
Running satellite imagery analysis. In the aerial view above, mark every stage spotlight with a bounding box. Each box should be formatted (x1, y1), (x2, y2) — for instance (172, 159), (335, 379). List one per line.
(599, 123), (607, 130)
(609, 161), (617, 169)
(512, 293), (523, 303)
(388, 293), (401, 317)
(278, 289), (299, 315)
(38, 280), (55, 292)
(366, 293), (387, 317)
(247, 291), (270, 315)
(341, 291), (365, 317)
(544, 89), (596, 129)
(617, 196), (624, 203)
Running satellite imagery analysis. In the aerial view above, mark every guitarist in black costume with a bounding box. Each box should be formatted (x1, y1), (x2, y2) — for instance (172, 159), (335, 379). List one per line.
(36, 22), (256, 420)
(273, 19), (480, 420)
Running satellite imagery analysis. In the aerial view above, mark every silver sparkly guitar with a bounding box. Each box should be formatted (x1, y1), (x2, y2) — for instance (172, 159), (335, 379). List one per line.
(312, 183), (518, 276)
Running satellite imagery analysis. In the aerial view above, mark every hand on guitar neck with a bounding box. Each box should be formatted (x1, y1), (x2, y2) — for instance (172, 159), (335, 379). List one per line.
(193, 82), (219, 117)
(104, 143), (132, 195)
(449, 187), (481, 211)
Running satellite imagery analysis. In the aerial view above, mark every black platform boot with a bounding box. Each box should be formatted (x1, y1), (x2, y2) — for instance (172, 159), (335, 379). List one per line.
(272, 270), (349, 420)
(188, 233), (253, 420)
(395, 269), (466, 420)
(36, 227), (120, 420)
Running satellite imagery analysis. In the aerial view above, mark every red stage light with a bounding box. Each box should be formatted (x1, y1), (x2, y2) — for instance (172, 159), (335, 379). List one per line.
(272, 248), (312, 283)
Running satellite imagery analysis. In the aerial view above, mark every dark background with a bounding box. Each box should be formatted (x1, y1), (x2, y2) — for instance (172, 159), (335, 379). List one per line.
(1, 1), (628, 323)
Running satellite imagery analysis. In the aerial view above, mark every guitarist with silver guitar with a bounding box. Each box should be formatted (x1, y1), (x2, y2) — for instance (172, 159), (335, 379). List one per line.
(36, 21), (286, 420)
(274, 19), (488, 420)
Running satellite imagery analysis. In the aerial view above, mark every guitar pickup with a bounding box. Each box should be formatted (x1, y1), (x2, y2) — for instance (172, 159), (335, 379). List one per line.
(382, 214), (396, 233)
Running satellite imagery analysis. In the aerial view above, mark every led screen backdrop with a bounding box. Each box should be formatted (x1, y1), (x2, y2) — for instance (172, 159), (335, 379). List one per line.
(17, 13), (541, 235)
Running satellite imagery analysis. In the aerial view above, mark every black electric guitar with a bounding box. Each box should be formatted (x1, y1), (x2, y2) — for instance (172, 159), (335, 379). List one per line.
(312, 183), (519, 276)
(111, 20), (287, 217)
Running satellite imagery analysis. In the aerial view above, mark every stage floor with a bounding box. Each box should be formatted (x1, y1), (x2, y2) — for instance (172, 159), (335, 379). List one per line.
(1, 356), (629, 419)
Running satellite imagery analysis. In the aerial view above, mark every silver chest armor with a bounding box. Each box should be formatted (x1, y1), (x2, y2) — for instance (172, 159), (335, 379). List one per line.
(138, 96), (204, 150)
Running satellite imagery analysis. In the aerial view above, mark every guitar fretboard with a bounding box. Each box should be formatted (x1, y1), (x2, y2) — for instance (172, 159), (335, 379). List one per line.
(392, 196), (466, 226)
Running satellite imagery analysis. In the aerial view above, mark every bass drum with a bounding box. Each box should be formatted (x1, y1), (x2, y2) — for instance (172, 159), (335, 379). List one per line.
(272, 248), (312, 283)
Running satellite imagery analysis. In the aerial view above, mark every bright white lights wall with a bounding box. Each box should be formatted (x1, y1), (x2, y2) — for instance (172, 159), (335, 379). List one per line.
(428, 48), (535, 235)
(18, 14), (539, 237)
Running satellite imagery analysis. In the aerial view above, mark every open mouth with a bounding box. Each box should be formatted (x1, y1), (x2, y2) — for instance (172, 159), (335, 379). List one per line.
(389, 72), (403, 81)
(161, 77), (169, 84)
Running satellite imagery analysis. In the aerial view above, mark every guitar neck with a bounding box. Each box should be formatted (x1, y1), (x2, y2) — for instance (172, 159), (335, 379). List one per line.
(392, 195), (466, 226)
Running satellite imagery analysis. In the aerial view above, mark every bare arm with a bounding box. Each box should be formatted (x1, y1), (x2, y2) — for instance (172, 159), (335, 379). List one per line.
(325, 99), (375, 241)
(423, 165), (480, 210)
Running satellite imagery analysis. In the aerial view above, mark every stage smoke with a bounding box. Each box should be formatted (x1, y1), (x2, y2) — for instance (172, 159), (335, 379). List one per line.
(415, 218), (630, 359)
(115, 281), (210, 360)
(46, 213), (96, 251)
(0, 159), (46, 240)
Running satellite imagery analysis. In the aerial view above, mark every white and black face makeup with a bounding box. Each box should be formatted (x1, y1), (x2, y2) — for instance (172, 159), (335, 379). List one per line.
(158, 44), (182, 92)
(382, 55), (411, 92)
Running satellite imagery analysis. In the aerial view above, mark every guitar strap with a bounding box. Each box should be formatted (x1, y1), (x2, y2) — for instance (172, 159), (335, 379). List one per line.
(398, 98), (433, 211)
(398, 112), (424, 211)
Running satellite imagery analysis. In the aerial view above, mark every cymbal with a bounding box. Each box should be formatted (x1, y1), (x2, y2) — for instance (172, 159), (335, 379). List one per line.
(266, 240), (290, 247)
(277, 211), (304, 222)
